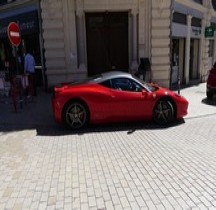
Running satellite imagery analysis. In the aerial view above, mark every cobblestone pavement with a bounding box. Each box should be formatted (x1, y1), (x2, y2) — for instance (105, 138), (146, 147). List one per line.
(0, 83), (216, 210)
(180, 83), (216, 119)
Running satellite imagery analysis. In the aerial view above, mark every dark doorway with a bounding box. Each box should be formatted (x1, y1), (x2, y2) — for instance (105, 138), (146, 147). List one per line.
(189, 39), (199, 80)
(85, 12), (129, 76)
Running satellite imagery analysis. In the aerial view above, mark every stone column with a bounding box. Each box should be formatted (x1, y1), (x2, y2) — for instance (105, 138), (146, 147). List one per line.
(76, 9), (87, 72)
(130, 9), (138, 72)
(199, 19), (205, 81)
(184, 15), (192, 85)
(202, 12), (211, 81)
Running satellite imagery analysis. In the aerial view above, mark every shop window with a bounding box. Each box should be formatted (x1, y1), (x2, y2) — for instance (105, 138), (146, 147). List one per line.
(173, 12), (187, 25)
(191, 17), (201, 27)
(172, 39), (179, 66)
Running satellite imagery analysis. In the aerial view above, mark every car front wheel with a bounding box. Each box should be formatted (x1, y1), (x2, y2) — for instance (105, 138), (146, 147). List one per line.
(63, 101), (89, 129)
(153, 100), (174, 125)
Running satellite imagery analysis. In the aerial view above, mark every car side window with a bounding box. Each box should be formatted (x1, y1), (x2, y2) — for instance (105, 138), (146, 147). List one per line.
(100, 80), (112, 88)
(111, 78), (142, 92)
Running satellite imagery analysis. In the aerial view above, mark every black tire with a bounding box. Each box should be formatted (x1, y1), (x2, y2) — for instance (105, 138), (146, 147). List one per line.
(63, 101), (89, 130)
(207, 91), (213, 100)
(153, 100), (174, 125)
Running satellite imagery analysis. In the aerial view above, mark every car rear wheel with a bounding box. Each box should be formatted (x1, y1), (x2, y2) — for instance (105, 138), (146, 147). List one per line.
(153, 100), (174, 125)
(63, 101), (89, 129)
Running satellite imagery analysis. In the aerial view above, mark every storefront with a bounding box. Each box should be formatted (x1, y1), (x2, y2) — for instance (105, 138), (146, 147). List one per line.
(171, 38), (185, 85)
(171, 7), (202, 86)
(171, 11), (187, 85)
(0, 3), (44, 86)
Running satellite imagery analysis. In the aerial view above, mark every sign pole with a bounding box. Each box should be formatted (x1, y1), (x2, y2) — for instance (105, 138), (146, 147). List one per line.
(15, 46), (19, 75)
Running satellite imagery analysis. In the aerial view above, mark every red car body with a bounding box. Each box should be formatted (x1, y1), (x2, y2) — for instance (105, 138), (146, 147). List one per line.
(207, 67), (216, 99)
(52, 71), (188, 129)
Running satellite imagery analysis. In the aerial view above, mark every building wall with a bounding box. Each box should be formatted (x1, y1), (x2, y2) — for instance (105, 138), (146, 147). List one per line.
(40, 0), (216, 88)
(151, 0), (172, 87)
(40, 0), (69, 86)
(40, 0), (154, 87)
(1, 0), (216, 88)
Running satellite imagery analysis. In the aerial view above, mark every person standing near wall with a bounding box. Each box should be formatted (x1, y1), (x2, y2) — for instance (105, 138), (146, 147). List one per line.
(24, 49), (36, 96)
(135, 58), (152, 82)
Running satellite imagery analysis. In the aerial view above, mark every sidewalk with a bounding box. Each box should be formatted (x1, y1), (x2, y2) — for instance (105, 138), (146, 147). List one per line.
(0, 88), (55, 128)
(0, 83), (216, 128)
(178, 82), (216, 119)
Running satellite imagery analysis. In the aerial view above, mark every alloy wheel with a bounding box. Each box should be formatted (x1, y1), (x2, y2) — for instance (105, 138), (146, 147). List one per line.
(153, 100), (174, 124)
(65, 102), (88, 129)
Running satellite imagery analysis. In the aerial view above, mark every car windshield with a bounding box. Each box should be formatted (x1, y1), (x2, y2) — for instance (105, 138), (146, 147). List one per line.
(132, 75), (157, 92)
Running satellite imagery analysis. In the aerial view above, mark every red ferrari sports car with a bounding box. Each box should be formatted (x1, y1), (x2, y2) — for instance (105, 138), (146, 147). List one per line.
(52, 71), (188, 129)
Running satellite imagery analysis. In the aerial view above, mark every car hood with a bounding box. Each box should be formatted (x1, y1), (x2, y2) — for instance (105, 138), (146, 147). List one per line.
(151, 84), (178, 97)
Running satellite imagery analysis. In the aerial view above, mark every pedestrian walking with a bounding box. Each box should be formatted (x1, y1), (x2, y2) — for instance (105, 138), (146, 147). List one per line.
(24, 49), (37, 96)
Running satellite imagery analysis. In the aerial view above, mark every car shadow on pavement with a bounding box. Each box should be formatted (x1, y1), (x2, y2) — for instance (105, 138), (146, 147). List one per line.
(201, 97), (216, 106)
(36, 118), (185, 136)
(0, 119), (185, 137)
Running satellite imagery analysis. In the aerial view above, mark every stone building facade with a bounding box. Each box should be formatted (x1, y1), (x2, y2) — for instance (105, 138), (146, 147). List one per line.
(40, 0), (173, 87)
(1, 0), (216, 88)
(171, 0), (216, 86)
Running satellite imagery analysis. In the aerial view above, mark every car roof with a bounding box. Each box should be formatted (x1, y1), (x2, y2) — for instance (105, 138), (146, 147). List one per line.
(89, 71), (133, 83)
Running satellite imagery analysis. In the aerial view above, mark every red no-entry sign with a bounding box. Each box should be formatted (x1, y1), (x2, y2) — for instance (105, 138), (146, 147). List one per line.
(7, 22), (21, 47)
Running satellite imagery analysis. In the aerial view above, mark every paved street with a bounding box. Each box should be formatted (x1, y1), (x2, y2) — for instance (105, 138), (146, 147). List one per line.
(0, 83), (216, 210)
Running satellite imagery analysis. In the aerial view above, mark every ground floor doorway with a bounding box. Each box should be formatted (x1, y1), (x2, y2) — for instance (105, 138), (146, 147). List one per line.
(85, 12), (129, 76)
(189, 39), (199, 80)
(171, 38), (185, 85)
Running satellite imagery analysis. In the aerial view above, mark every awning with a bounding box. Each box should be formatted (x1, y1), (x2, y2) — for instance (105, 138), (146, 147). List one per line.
(174, 2), (204, 19)
(0, 6), (39, 38)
